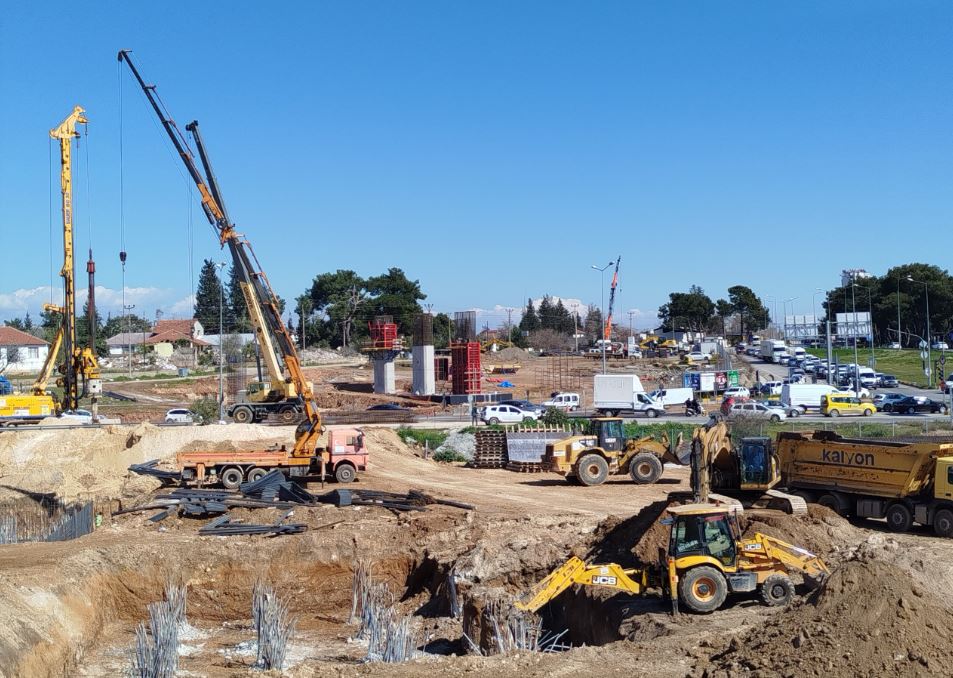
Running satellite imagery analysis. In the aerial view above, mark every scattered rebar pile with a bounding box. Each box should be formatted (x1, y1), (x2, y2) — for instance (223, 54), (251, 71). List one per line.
(0, 498), (94, 544)
(476, 601), (570, 655)
(132, 583), (187, 678)
(350, 563), (418, 662)
(252, 580), (297, 670)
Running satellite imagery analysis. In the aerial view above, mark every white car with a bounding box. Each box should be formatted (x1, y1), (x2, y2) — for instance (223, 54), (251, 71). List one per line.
(932, 341), (949, 351)
(683, 352), (710, 364)
(60, 409), (93, 424)
(723, 386), (751, 399)
(542, 392), (580, 411)
(480, 404), (538, 425)
(728, 402), (787, 422)
(164, 408), (195, 424)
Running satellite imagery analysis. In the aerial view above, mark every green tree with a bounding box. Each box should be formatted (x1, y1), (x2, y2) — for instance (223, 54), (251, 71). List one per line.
(658, 285), (714, 332)
(583, 304), (603, 342)
(39, 307), (61, 343)
(309, 269), (368, 348)
(226, 263), (250, 332)
(364, 268), (425, 337)
(432, 312), (452, 349)
(726, 285), (769, 337)
(102, 313), (153, 339)
(519, 298), (540, 333)
(194, 259), (225, 334)
(554, 299), (574, 334)
(3, 317), (26, 331)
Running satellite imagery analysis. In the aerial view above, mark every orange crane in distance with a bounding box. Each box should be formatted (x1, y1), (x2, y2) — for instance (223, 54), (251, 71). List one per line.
(603, 256), (621, 342)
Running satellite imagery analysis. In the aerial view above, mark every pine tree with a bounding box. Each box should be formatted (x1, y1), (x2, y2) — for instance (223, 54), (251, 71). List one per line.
(23, 312), (33, 332)
(227, 263), (250, 332)
(194, 259), (225, 334)
(538, 295), (556, 330)
(77, 301), (107, 356)
(519, 298), (540, 333)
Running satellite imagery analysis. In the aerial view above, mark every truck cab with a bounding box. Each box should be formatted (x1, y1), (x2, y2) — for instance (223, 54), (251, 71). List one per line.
(324, 427), (369, 483)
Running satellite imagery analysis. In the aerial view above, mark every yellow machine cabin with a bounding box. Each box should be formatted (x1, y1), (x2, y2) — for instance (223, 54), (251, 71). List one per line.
(518, 503), (828, 615)
(0, 394), (56, 425)
(776, 430), (953, 536)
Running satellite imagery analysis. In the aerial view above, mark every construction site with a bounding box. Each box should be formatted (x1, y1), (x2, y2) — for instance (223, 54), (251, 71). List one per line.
(3, 6), (953, 677)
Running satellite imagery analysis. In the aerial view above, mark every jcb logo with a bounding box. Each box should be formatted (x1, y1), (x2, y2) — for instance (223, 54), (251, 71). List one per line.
(592, 576), (618, 585)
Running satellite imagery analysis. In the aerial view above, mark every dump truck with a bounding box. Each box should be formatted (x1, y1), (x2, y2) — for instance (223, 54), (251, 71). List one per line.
(544, 417), (680, 485)
(776, 430), (953, 536)
(518, 503), (828, 615)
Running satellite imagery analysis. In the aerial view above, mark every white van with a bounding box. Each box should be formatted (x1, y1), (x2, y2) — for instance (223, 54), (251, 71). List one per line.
(648, 387), (694, 407)
(542, 392), (580, 411)
(780, 383), (839, 414)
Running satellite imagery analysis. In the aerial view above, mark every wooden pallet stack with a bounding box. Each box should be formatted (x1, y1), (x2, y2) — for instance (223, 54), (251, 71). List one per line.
(472, 430), (508, 468)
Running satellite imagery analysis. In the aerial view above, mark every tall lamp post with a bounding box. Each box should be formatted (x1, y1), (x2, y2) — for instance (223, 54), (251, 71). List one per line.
(217, 261), (227, 423)
(850, 283), (860, 396)
(783, 297), (798, 341)
(906, 276), (931, 387)
(591, 261), (613, 373)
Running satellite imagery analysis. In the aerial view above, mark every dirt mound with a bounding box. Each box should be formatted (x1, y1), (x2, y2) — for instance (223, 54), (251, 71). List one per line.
(490, 347), (530, 361)
(698, 558), (953, 677)
(587, 500), (678, 567)
(740, 504), (856, 558)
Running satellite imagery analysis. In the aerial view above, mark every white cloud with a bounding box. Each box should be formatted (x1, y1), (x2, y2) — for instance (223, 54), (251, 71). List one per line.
(0, 285), (184, 321)
(169, 295), (197, 315)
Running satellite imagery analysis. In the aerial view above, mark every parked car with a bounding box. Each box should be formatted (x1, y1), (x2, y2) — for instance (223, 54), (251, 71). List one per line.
(879, 374), (899, 388)
(888, 341), (902, 349)
(882, 397), (948, 415)
(723, 386), (751, 399)
(480, 404), (538, 425)
(759, 381), (783, 396)
(872, 393), (909, 411)
(542, 392), (580, 411)
(821, 394), (875, 417)
(727, 402), (787, 422)
(367, 403), (410, 411)
(164, 408), (194, 423)
(61, 409), (93, 424)
(682, 351), (709, 364)
(499, 399), (544, 415)
(932, 341), (949, 350)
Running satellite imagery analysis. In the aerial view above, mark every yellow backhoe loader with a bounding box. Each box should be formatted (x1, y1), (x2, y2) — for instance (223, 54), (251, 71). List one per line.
(518, 502), (828, 615)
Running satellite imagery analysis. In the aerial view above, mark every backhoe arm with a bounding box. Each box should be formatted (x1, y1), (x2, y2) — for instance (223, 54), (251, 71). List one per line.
(754, 533), (829, 579)
(516, 556), (648, 613)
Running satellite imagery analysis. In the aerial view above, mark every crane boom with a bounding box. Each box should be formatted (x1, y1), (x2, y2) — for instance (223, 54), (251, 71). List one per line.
(603, 256), (621, 341)
(118, 50), (321, 456)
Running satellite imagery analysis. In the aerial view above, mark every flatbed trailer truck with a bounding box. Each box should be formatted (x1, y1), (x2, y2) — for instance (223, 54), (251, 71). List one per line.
(776, 430), (953, 536)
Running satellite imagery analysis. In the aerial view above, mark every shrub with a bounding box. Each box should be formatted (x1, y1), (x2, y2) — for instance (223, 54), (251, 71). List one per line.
(540, 407), (570, 427)
(432, 448), (468, 463)
(189, 397), (220, 425)
(396, 427), (448, 449)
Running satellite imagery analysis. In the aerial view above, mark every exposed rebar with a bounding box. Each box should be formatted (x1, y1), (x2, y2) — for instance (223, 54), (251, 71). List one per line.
(132, 583), (187, 678)
(252, 580), (297, 670)
(350, 562), (418, 662)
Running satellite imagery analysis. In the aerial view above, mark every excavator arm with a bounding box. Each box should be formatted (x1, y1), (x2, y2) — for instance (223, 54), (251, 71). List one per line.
(516, 556), (648, 613)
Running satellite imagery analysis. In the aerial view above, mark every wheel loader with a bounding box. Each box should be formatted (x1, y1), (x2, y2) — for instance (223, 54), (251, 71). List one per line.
(517, 502), (828, 615)
(543, 417), (681, 486)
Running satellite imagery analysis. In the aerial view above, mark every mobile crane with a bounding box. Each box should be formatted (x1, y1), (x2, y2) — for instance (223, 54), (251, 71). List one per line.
(118, 51), (366, 486)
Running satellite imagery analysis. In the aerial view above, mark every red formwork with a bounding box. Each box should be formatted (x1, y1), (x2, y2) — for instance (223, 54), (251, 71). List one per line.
(450, 341), (482, 394)
(367, 320), (398, 350)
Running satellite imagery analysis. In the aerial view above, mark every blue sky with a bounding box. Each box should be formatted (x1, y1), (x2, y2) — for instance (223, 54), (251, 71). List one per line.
(1, 2), (951, 330)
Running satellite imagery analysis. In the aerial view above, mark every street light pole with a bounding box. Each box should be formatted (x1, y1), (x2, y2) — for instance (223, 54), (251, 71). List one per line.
(784, 297), (798, 341)
(896, 276), (902, 348)
(591, 261), (612, 373)
(907, 276), (931, 387)
(217, 261), (227, 423)
(812, 288), (822, 344)
(851, 283), (860, 396)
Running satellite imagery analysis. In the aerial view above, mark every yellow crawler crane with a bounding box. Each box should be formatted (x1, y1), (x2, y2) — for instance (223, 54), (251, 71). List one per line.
(517, 503), (828, 615)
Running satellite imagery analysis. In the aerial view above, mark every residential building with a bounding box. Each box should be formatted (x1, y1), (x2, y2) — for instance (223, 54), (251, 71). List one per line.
(0, 326), (50, 373)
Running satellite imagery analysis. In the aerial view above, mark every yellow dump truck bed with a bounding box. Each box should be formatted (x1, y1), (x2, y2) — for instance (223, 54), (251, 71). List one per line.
(776, 431), (953, 499)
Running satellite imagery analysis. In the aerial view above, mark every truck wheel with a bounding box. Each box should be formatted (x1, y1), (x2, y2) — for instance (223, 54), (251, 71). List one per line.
(220, 466), (244, 490)
(576, 454), (609, 486)
(886, 503), (913, 532)
(629, 452), (663, 484)
(933, 508), (953, 538)
(246, 467), (268, 483)
(761, 574), (794, 607)
(277, 405), (297, 423)
(232, 406), (253, 424)
(817, 493), (847, 516)
(646, 409), (658, 419)
(679, 566), (728, 614)
(863, 408), (872, 416)
(335, 463), (356, 483)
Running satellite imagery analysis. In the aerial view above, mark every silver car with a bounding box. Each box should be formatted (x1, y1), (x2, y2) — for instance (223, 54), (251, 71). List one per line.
(164, 408), (194, 424)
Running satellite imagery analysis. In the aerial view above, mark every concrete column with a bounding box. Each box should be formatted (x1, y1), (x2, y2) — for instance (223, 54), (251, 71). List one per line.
(412, 344), (436, 395)
(372, 358), (396, 394)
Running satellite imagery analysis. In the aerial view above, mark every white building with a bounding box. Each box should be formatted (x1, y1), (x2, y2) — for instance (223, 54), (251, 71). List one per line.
(0, 326), (50, 373)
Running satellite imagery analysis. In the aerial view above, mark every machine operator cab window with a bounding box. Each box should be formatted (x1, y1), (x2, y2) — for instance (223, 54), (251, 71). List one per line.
(669, 508), (738, 567)
(597, 418), (624, 452)
(739, 438), (772, 485)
